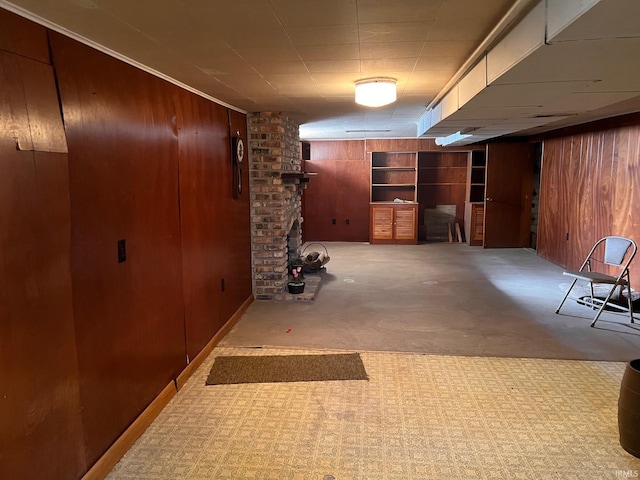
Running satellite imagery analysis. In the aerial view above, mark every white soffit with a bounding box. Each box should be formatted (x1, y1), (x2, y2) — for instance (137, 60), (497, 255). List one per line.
(545, 0), (599, 41)
(547, 0), (640, 42)
(420, 0), (640, 144)
(458, 58), (486, 108)
(485, 1), (544, 84)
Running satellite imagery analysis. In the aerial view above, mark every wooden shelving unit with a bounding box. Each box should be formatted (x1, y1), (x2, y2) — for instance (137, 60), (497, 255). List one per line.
(468, 150), (486, 203)
(370, 151), (417, 203)
(369, 151), (418, 244)
(417, 151), (467, 187)
(465, 149), (487, 246)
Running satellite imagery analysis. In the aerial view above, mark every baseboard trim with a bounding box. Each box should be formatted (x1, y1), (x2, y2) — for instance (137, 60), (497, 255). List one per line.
(81, 294), (253, 479)
(82, 380), (176, 480)
(176, 294), (253, 390)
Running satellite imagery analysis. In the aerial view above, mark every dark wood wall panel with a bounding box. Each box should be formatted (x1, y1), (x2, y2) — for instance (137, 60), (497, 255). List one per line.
(335, 159), (371, 241)
(537, 138), (568, 266)
(177, 96), (251, 359)
(0, 25), (86, 480)
(366, 138), (417, 152)
(222, 110), (252, 323)
(50, 33), (187, 466)
(310, 139), (364, 161)
(303, 141), (369, 241)
(539, 123), (640, 286)
(0, 9), (49, 63)
(302, 159), (336, 240)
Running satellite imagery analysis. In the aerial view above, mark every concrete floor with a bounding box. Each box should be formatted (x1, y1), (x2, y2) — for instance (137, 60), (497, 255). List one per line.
(223, 242), (640, 361)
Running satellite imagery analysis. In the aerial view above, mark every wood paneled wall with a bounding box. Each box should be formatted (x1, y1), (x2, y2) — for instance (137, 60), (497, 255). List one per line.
(303, 141), (370, 241)
(538, 124), (640, 285)
(303, 139), (480, 242)
(1, 9), (251, 479)
(50, 33), (188, 465)
(0, 12), (86, 480)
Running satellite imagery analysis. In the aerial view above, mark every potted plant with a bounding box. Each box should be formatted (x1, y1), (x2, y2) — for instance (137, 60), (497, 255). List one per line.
(287, 265), (305, 294)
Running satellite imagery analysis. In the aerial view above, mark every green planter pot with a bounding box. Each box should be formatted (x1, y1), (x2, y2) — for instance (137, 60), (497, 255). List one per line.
(287, 282), (305, 294)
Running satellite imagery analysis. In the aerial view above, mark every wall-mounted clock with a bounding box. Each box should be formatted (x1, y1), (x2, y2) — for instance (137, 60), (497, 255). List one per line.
(234, 137), (244, 164)
(232, 136), (244, 199)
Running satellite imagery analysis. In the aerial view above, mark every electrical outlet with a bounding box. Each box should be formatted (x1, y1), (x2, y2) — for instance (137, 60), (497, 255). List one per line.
(117, 239), (126, 263)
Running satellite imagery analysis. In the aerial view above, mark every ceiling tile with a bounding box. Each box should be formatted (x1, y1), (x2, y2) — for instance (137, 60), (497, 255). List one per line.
(297, 44), (360, 61)
(359, 22), (432, 43)
(194, 62), (256, 76)
(285, 25), (359, 46)
(360, 57), (417, 73)
(420, 40), (476, 57)
(271, 0), (358, 26)
(233, 45), (301, 62)
(414, 57), (461, 72)
(360, 42), (423, 60)
(357, 0), (441, 24)
(305, 60), (361, 73)
(251, 61), (309, 75)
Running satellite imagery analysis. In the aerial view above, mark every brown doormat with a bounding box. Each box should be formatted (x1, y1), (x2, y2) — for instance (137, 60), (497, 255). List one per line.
(206, 353), (368, 385)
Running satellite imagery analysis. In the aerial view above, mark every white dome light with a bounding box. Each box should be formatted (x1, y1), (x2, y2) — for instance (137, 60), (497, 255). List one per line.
(355, 78), (397, 107)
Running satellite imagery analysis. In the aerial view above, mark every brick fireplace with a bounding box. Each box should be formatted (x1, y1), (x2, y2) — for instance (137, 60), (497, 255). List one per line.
(249, 112), (305, 300)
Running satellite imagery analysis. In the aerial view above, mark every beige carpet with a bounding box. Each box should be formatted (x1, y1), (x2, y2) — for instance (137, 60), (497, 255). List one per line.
(107, 346), (640, 479)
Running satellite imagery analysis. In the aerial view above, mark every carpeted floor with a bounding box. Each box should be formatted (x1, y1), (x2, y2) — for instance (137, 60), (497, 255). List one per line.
(106, 243), (640, 479)
(108, 346), (640, 479)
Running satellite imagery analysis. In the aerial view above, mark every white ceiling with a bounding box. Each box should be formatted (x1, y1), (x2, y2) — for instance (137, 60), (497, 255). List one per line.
(2, 0), (640, 142)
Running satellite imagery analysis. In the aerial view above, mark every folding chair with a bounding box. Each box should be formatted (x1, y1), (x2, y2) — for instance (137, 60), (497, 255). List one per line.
(555, 236), (637, 327)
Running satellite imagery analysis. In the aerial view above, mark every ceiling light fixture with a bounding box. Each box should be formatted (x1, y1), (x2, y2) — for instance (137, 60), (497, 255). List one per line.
(355, 77), (397, 107)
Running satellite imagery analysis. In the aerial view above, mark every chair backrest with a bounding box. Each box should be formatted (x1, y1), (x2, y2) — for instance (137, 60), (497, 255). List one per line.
(602, 236), (636, 266)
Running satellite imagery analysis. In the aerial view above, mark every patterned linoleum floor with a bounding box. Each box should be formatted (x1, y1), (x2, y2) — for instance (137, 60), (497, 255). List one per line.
(107, 347), (640, 480)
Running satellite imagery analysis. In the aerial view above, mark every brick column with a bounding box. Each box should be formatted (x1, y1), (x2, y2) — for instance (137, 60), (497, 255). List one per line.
(249, 112), (303, 300)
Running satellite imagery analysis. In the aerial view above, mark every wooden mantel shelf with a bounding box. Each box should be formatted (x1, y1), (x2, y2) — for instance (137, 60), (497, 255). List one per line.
(281, 172), (317, 183)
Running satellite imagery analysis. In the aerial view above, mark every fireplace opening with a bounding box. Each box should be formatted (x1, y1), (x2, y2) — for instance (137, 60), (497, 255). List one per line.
(287, 220), (302, 270)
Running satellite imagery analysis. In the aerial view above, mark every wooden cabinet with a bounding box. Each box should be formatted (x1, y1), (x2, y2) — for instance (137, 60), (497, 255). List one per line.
(469, 204), (485, 246)
(370, 203), (418, 244)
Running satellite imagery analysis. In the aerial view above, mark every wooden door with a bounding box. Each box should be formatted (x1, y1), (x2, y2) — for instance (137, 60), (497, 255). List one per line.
(484, 142), (534, 248)
(370, 205), (394, 240)
(394, 205), (417, 241)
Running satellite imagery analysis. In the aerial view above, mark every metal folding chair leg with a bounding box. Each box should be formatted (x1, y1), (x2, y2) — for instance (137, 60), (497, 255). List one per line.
(555, 278), (577, 314)
(590, 285), (620, 327)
